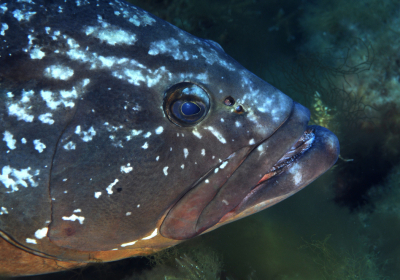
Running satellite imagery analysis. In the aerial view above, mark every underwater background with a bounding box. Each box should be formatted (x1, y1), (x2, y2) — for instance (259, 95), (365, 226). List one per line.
(10, 0), (400, 279)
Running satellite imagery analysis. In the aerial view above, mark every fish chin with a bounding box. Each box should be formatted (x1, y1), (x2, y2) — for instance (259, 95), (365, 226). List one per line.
(160, 102), (335, 240)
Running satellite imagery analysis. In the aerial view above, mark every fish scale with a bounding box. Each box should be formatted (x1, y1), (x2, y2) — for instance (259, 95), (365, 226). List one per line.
(0, 0), (339, 276)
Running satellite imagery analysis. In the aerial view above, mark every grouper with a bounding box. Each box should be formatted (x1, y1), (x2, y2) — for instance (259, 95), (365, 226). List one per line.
(0, 0), (339, 276)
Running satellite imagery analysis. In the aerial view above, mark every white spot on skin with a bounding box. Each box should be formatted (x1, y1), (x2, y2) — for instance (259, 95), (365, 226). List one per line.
(106, 179), (119, 195)
(214, 168), (219, 173)
(13, 9), (36, 22)
(289, 163), (302, 185)
(73, 209), (81, 213)
(121, 240), (137, 247)
(181, 164), (184, 169)
(142, 142), (148, 149)
(220, 161), (228, 169)
(3, 131), (16, 150)
(144, 132), (151, 138)
(85, 23), (137, 46)
(83, 79), (90, 87)
(121, 164), (133, 173)
(112, 2), (156, 27)
(156, 156), (159, 161)
(155, 126), (164, 134)
(62, 214), (85, 224)
(0, 207), (8, 215)
(8, 104), (34, 122)
(44, 65), (74, 80)
(249, 139), (255, 145)
(222, 199), (229, 205)
(30, 46), (45, 59)
(192, 129), (202, 139)
(148, 38), (190, 60)
(198, 47), (235, 70)
(26, 238), (37, 244)
(137, 204), (140, 208)
(63, 141), (76, 150)
(94, 192), (102, 198)
(201, 149), (205, 156)
(205, 179), (209, 184)
(63, 178), (67, 181)
(20, 89), (34, 103)
(235, 121), (241, 128)
(142, 228), (158, 240)
(220, 118), (224, 122)
(0, 4), (7, 14)
(75, 126), (96, 142)
(183, 148), (189, 159)
(205, 126), (226, 144)
(163, 166), (169, 176)
(1, 23), (8, 36)
(38, 113), (55, 125)
(34, 227), (48, 239)
(126, 129), (143, 141)
(33, 139), (46, 153)
(40, 89), (77, 110)
(126, 212), (131, 216)
(115, 65), (169, 88)
(21, 138), (27, 144)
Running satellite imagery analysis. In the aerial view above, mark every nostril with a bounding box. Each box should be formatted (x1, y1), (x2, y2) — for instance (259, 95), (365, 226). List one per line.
(224, 96), (235, 106)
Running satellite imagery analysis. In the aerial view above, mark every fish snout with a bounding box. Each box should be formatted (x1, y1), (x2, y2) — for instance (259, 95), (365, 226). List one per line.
(160, 102), (325, 240)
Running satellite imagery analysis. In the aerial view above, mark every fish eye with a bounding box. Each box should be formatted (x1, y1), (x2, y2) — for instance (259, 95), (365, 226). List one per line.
(164, 82), (210, 127)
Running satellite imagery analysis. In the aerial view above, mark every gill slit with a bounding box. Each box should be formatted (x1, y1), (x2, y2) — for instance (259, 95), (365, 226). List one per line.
(46, 104), (81, 241)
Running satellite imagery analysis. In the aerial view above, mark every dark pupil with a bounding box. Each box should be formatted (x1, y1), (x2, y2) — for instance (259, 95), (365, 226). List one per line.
(181, 102), (201, 115)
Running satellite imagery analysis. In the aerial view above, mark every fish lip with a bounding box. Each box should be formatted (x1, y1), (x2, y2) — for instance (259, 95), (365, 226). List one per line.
(255, 127), (316, 186)
(214, 125), (340, 227)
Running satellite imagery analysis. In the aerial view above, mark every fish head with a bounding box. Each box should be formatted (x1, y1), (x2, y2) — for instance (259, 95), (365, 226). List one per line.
(0, 0), (339, 273)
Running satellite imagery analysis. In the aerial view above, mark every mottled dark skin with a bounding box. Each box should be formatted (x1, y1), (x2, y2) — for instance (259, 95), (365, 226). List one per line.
(0, 0), (339, 276)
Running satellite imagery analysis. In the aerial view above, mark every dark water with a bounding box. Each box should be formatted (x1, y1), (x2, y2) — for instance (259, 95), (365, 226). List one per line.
(10, 0), (400, 279)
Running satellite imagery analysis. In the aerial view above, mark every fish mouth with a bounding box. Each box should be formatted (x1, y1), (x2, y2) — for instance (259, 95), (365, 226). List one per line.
(160, 103), (339, 240)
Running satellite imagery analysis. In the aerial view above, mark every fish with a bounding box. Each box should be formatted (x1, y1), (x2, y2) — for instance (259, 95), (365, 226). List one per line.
(0, 0), (339, 276)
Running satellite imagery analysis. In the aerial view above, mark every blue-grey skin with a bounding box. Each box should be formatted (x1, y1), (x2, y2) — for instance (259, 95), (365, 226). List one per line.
(0, 0), (339, 276)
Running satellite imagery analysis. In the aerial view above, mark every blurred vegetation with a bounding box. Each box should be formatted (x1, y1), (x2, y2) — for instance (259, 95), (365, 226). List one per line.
(266, 38), (375, 136)
(301, 0), (399, 37)
(300, 235), (388, 280)
(126, 246), (223, 280)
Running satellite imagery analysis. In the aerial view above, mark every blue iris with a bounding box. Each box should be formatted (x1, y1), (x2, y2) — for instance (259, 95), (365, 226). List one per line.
(181, 102), (201, 115)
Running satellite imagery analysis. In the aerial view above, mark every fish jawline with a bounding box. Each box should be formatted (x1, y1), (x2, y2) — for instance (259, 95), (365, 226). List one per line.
(212, 125), (339, 228)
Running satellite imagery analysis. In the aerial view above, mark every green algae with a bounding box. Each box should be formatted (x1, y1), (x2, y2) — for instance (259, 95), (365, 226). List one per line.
(300, 235), (387, 280)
